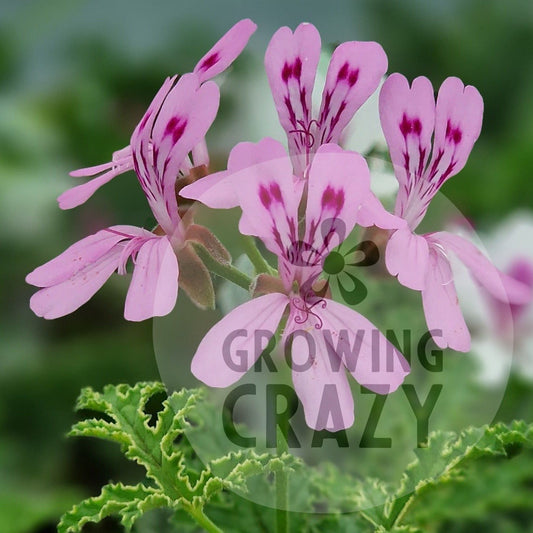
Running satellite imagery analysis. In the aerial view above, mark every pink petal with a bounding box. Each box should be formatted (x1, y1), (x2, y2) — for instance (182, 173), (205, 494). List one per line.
(385, 227), (429, 290)
(69, 161), (115, 178)
(29, 248), (123, 319)
(194, 19), (257, 83)
(124, 237), (179, 322)
(320, 299), (410, 394)
(58, 169), (120, 210)
(429, 77), (483, 184)
(181, 137), (290, 209)
(264, 23), (321, 173)
(422, 248), (470, 352)
(179, 169), (238, 209)
(231, 139), (300, 257)
(356, 191), (406, 230)
(288, 324), (355, 431)
(304, 144), (371, 262)
(430, 232), (532, 305)
(379, 74), (435, 225)
(317, 40), (388, 145)
(191, 293), (289, 387)
(379, 74), (435, 187)
(132, 74), (220, 233)
(26, 225), (148, 288)
(63, 146), (134, 208)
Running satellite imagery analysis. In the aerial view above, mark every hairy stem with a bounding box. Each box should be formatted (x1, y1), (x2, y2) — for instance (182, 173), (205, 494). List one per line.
(242, 235), (276, 275)
(192, 242), (253, 291)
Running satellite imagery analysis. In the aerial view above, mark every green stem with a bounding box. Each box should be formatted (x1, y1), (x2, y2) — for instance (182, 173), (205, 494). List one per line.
(276, 421), (289, 533)
(242, 235), (276, 275)
(192, 242), (252, 291)
(184, 502), (224, 533)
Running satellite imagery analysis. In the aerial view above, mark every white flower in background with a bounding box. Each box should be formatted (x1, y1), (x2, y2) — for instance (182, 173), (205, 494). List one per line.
(455, 212), (533, 385)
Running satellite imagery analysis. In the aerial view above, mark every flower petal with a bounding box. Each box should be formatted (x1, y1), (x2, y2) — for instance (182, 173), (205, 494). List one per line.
(379, 74), (436, 225)
(430, 231), (532, 305)
(194, 19), (257, 83)
(62, 146), (134, 208)
(385, 227), (429, 290)
(304, 144), (371, 262)
(57, 169), (122, 210)
(124, 237), (179, 321)
(179, 169), (237, 209)
(317, 41), (388, 145)
(26, 225), (148, 288)
(429, 77), (483, 185)
(356, 190), (406, 230)
(181, 137), (291, 209)
(265, 23), (321, 172)
(379, 74), (435, 187)
(231, 139), (300, 258)
(320, 299), (410, 394)
(191, 293), (289, 387)
(422, 247), (470, 352)
(132, 74), (220, 233)
(288, 325), (355, 431)
(29, 248), (122, 319)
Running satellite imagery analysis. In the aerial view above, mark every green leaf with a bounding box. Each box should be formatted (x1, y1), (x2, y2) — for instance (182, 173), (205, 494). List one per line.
(61, 383), (297, 533)
(357, 421), (533, 531)
(58, 483), (171, 533)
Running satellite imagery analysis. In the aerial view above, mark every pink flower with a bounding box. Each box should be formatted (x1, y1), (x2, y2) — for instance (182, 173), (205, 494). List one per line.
(380, 74), (532, 351)
(26, 74), (220, 321)
(57, 19), (256, 210)
(188, 140), (409, 431)
(265, 23), (387, 177)
(180, 23), (389, 209)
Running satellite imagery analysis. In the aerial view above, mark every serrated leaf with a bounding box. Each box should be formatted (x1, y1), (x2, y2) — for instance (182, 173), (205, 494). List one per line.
(58, 483), (171, 533)
(61, 383), (297, 532)
(363, 421), (533, 531)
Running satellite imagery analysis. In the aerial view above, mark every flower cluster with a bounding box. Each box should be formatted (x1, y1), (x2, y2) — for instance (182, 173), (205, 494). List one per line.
(26, 20), (531, 431)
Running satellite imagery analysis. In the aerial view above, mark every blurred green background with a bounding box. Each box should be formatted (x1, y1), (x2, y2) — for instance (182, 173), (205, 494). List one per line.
(1, 0), (532, 532)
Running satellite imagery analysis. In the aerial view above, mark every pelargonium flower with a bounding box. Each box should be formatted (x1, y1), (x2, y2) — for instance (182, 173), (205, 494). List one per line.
(180, 23), (388, 207)
(26, 74), (221, 320)
(187, 139), (409, 431)
(58, 18), (256, 210)
(265, 23), (387, 177)
(380, 74), (532, 351)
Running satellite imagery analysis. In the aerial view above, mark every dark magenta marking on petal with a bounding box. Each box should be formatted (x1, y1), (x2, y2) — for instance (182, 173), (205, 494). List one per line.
(299, 86), (308, 117)
(413, 118), (422, 135)
(321, 186), (336, 208)
(270, 182), (283, 203)
(199, 52), (219, 72)
(259, 186), (271, 208)
(337, 62), (349, 81)
(165, 117), (178, 136)
(139, 110), (152, 132)
(293, 57), (302, 79)
(399, 113), (411, 137)
(284, 96), (297, 126)
(282, 62), (292, 82)
(348, 68), (359, 87)
(165, 117), (187, 144)
(173, 121), (187, 144)
(445, 120), (463, 144)
(335, 189), (345, 210)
